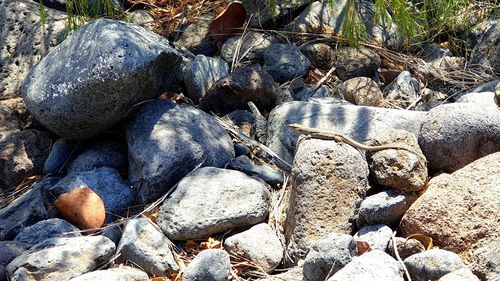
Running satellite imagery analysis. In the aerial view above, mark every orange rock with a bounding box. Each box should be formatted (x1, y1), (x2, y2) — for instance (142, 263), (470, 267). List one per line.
(54, 187), (106, 230)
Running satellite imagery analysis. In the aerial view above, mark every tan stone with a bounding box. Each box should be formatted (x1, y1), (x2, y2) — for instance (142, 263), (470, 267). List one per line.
(340, 77), (384, 107)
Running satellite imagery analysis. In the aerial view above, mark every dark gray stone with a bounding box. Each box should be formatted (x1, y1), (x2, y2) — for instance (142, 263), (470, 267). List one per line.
(43, 139), (74, 174)
(175, 17), (217, 56)
(262, 44), (310, 83)
(220, 32), (275, 63)
(422, 44), (453, 62)
(6, 236), (115, 281)
(470, 20), (500, 75)
(356, 190), (411, 227)
(100, 225), (122, 245)
(227, 155), (283, 186)
(404, 249), (465, 281)
(335, 47), (381, 81)
(157, 167), (270, 240)
(383, 71), (420, 106)
(303, 233), (356, 281)
(183, 249), (231, 281)
(48, 167), (134, 222)
(127, 100), (234, 204)
(184, 55), (229, 103)
(14, 218), (80, 247)
(0, 241), (28, 281)
(116, 218), (179, 276)
(69, 265), (149, 281)
(22, 19), (190, 140)
(66, 142), (126, 174)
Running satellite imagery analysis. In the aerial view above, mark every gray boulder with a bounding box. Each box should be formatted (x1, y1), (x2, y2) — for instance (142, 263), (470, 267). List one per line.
(262, 44), (310, 83)
(356, 190), (411, 227)
(184, 55), (229, 103)
(22, 19), (190, 140)
(14, 218), (80, 247)
(6, 236), (115, 281)
(353, 224), (392, 252)
(69, 265), (149, 281)
(157, 167), (270, 240)
(303, 233), (356, 281)
(183, 249), (231, 281)
(43, 139), (75, 174)
(127, 100), (234, 204)
(66, 142), (126, 174)
(116, 218), (179, 276)
(0, 241), (28, 281)
(404, 249), (465, 281)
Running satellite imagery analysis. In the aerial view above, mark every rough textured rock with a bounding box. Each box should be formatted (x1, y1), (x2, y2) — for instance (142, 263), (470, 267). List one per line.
(267, 100), (426, 163)
(421, 44), (452, 62)
(127, 100), (234, 204)
(128, 9), (155, 30)
(404, 249), (465, 281)
(69, 265), (149, 281)
(43, 139), (74, 174)
(300, 43), (336, 70)
(438, 268), (480, 281)
(14, 218), (80, 247)
(470, 20), (499, 75)
(357, 0), (403, 49)
(238, 0), (310, 28)
(22, 19), (190, 140)
(220, 32), (275, 63)
(116, 218), (179, 276)
(302, 233), (356, 281)
(157, 167), (270, 240)
(286, 0), (348, 35)
(335, 47), (381, 81)
(369, 129), (428, 193)
(383, 71), (420, 106)
(0, 241), (28, 281)
(262, 44), (310, 83)
(400, 152), (500, 253)
(0, 100), (23, 138)
(175, 17), (216, 56)
(227, 155), (283, 186)
(0, 129), (51, 189)
(6, 236), (115, 281)
(353, 224), (393, 252)
(0, 0), (67, 100)
(224, 223), (283, 273)
(339, 77), (384, 106)
(469, 239), (500, 281)
(183, 249), (231, 281)
(255, 266), (303, 281)
(48, 167), (134, 222)
(356, 190), (411, 227)
(200, 66), (277, 115)
(285, 138), (369, 260)
(328, 250), (404, 281)
(387, 237), (425, 260)
(66, 142), (127, 175)
(418, 102), (500, 172)
(184, 55), (229, 103)
(457, 91), (498, 107)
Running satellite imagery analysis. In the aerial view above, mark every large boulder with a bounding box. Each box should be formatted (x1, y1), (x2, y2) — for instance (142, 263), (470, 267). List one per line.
(22, 19), (190, 140)
(127, 100), (234, 204)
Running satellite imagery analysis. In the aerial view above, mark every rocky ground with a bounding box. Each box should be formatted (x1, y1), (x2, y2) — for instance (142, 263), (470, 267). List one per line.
(0, 0), (499, 280)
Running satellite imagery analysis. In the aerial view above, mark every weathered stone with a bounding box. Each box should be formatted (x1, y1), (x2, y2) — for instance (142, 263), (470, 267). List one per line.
(387, 237), (425, 260)
(6, 236), (115, 281)
(286, 0), (348, 35)
(128, 9), (155, 30)
(69, 265), (149, 281)
(262, 44), (310, 83)
(357, 0), (403, 49)
(66, 142), (126, 174)
(439, 268), (480, 281)
(183, 249), (231, 281)
(220, 32), (275, 63)
(43, 139), (74, 174)
(404, 249), (465, 281)
(335, 47), (381, 81)
(184, 55), (229, 103)
(356, 190), (411, 227)
(457, 91), (498, 107)
(422, 44), (452, 62)
(175, 17), (217, 56)
(157, 167), (270, 240)
(353, 224), (393, 252)
(127, 100), (234, 204)
(383, 71), (420, 106)
(0, 101), (22, 138)
(469, 239), (500, 281)
(303, 233), (356, 281)
(339, 77), (384, 106)
(300, 43), (336, 70)
(116, 218), (179, 276)
(224, 223), (283, 273)
(22, 19), (190, 140)
(14, 218), (80, 247)
(470, 19), (500, 75)
(0, 241), (28, 281)
(285, 138), (369, 260)
(227, 155), (283, 186)
(400, 152), (500, 253)
(255, 266), (303, 281)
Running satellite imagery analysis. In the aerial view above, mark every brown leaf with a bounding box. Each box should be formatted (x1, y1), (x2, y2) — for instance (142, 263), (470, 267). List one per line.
(54, 187), (105, 230)
(208, 1), (246, 48)
(356, 240), (372, 255)
(406, 233), (433, 250)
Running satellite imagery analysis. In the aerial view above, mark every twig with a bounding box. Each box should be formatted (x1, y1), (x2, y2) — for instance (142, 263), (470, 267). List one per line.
(301, 66), (336, 101)
(391, 231), (411, 281)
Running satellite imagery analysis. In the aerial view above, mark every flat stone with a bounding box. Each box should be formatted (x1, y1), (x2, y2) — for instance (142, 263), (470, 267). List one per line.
(404, 249), (465, 281)
(262, 44), (310, 83)
(183, 249), (231, 281)
(353, 224), (392, 252)
(116, 218), (179, 276)
(356, 190), (411, 227)
(127, 100), (234, 204)
(69, 265), (149, 281)
(14, 218), (80, 247)
(184, 55), (229, 103)
(157, 167), (270, 240)
(456, 91), (498, 107)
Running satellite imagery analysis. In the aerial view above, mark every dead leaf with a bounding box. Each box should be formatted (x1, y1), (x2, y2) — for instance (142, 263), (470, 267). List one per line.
(406, 233), (433, 250)
(200, 237), (222, 250)
(54, 187), (105, 230)
(15, 175), (41, 191)
(356, 240), (372, 255)
(208, 1), (246, 48)
(185, 240), (199, 249)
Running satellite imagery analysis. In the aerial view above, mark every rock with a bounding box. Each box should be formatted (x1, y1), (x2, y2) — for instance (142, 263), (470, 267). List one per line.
(101, 225), (122, 245)
(227, 155), (283, 186)
(127, 100), (234, 204)
(357, 0), (403, 49)
(404, 249), (465, 281)
(469, 239), (500, 280)
(0, 0), (66, 100)
(220, 32), (275, 63)
(54, 187), (106, 230)
(128, 9), (154, 29)
(353, 224), (392, 252)
(69, 265), (149, 281)
(157, 167), (270, 240)
(0, 129), (51, 189)
(383, 71), (420, 106)
(286, 0), (348, 35)
(200, 65), (276, 115)
(356, 190), (412, 227)
(48, 167), (134, 222)
(439, 268), (480, 281)
(22, 19), (190, 140)
(456, 91), (498, 107)
(255, 266), (303, 281)
(0, 101), (22, 138)
(6, 236), (115, 281)
(368, 129), (428, 193)
(14, 218), (80, 247)
(66, 142), (126, 174)
(300, 43), (336, 70)
(328, 250), (404, 281)
(184, 55), (229, 103)
(175, 17), (217, 56)
(234, 143), (251, 157)
(387, 237), (425, 260)
(400, 152), (500, 253)
(266, 100), (426, 163)
(470, 19), (499, 75)
(224, 223), (283, 273)
(238, 0), (310, 27)
(116, 218), (179, 276)
(262, 44), (310, 83)
(0, 241), (28, 281)
(43, 139), (74, 174)
(184, 249), (231, 281)
(422, 44), (453, 62)
(339, 77), (384, 106)
(302, 233), (356, 281)
(418, 102), (500, 172)
(39, 0), (67, 11)
(285, 138), (369, 260)
(335, 47), (381, 81)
